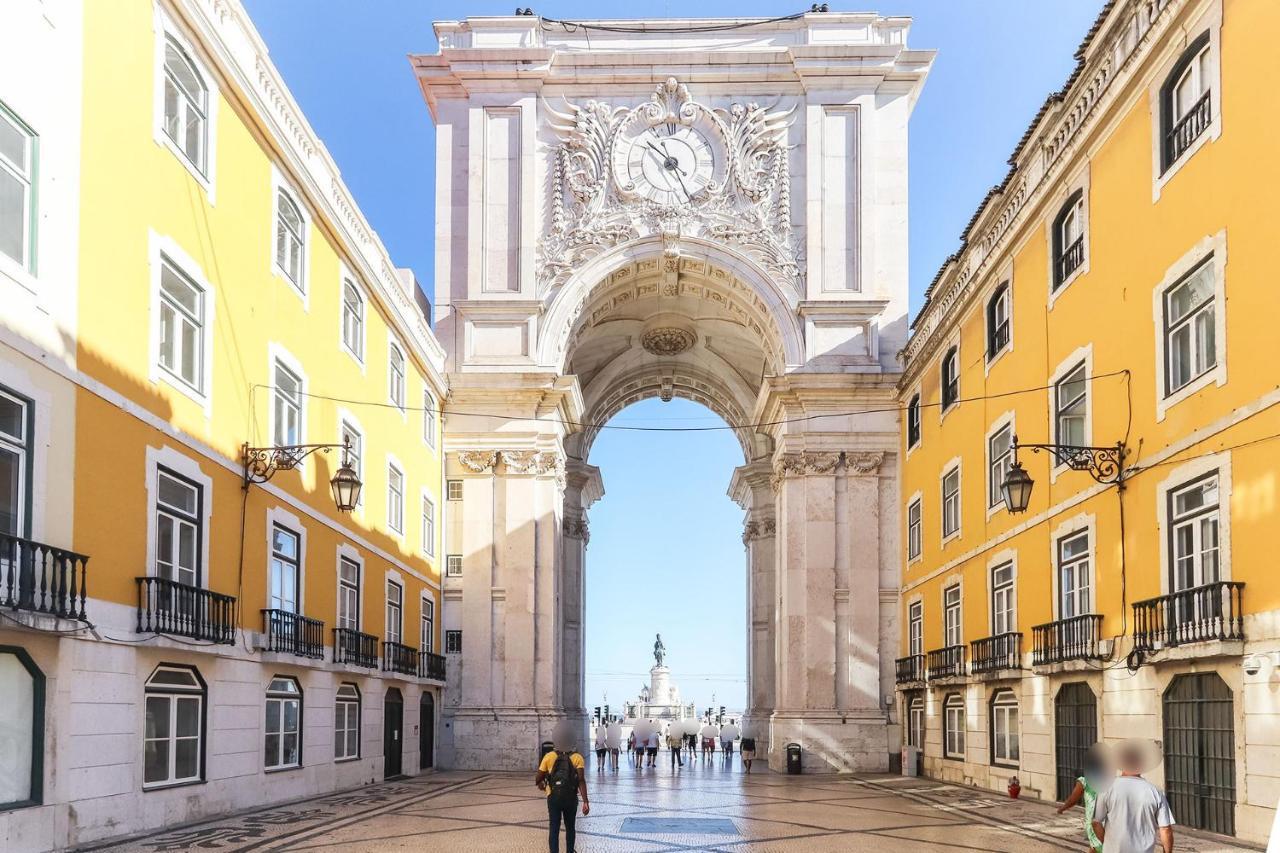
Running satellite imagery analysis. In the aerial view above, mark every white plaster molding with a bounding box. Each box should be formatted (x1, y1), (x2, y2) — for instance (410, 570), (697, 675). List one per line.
(334, 542), (365, 631)
(269, 163), (311, 309)
(1152, 229), (1228, 422)
(1048, 511), (1096, 621)
(983, 547), (1018, 636)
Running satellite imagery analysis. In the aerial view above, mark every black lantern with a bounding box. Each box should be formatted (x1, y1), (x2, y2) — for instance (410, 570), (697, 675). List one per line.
(329, 460), (362, 513)
(1000, 460), (1035, 514)
(1000, 435), (1126, 515)
(243, 438), (363, 513)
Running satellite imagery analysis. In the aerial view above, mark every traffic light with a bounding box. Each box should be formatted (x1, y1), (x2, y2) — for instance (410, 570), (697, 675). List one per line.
(604, 705), (610, 721)
(719, 705), (725, 723)
(594, 706), (601, 724)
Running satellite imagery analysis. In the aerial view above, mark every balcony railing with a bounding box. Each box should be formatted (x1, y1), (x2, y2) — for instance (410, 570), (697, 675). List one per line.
(262, 609), (325, 660)
(926, 645), (966, 680)
(895, 654), (925, 684)
(0, 532), (89, 620)
(1166, 92), (1211, 166)
(1133, 581), (1244, 651)
(333, 627), (378, 668)
(383, 641), (418, 676)
(1055, 236), (1085, 284)
(136, 576), (235, 644)
(420, 650), (446, 681)
(971, 632), (1022, 674)
(1033, 614), (1104, 666)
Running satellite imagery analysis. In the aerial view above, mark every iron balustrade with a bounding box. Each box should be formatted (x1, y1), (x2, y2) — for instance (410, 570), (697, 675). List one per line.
(135, 576), (235, 643)
(333, 627), (378, 668)
(970, 632), (1023, 674)
(420, 650), (446, 681)
(926, 645), (966, 680)
(1055, 236), (1085, 285)
(895, 654), (925, 684)
(383, 641), (418, 676)
(1166, 92), (1211, 166)
(1133, 581), (1244, 651)
(1032, 614), (1104, 665)
(262, 609), (325, 660)
(0, 532), (89, 620)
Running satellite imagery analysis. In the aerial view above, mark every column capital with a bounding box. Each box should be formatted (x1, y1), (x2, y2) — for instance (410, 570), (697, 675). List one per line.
(563, 506), (590, 543)
(742, 516), (777, 544)
(457, 449), (499, 472)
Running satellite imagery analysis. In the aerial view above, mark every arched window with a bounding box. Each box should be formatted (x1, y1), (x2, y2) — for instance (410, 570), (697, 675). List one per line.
(1161, 33), (1212, 172)
(0, 647), (44, 807)
(940, 347), (959, 410)
(162, 36), (208, 173)
(906, 393), (921, 448)
(334, 683), (360, 761)
(990, 689), (1020, 767)
(341, 279), (364, 360)
(144, 664), (205, 787)
(265, 676), (302, 770)
(388, 341), (406, 410)
(1052, 191), (1086, 288)
(275, 190), (305, 289)
(943, 693), (965, 758)
(986, 283), (1010, 359)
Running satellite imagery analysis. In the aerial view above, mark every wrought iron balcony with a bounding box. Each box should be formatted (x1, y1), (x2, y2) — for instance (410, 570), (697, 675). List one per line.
(262, 609), (325, 660)
(382, 641), (418, 677)
(1055, 236), (1085, 285)
(1166, 92), (1211, 167)
(926, 645), (966, 680)
(0, 532), (89, 620)
(136, 576), (235, 644)
(333, 627), (378, 668)
(419, 650), (446, 681)
(895, 654), (925, 685)
(1033, 614), (1104, 666)
(1133, 581), (1244, 651)
(970, 632), (1022, 675)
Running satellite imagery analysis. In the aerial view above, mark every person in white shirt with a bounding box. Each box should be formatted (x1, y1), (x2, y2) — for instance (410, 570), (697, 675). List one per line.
(645, 726), (660, 767)
(699, 721), (719, 759)
(593, 723), (608, 771)
(605, 719), (622, 771)
(720, 720), (740, 759)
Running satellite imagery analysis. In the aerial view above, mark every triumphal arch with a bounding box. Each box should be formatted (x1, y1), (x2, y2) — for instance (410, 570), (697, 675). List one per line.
(413, 12), (933, 772)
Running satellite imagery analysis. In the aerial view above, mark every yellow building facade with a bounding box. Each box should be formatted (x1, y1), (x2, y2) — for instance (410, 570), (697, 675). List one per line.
(897, 0), (1279, 843)
(0, 1), (448, 848)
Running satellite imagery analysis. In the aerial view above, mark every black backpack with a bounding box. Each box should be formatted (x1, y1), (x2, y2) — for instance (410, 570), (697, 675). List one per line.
(548, 751), (578, 806)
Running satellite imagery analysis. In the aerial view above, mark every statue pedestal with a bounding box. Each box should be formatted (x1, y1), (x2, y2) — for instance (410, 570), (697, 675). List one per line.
(649, 665), (671, 703)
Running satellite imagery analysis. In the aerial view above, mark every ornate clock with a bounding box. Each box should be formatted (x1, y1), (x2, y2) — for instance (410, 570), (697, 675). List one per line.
(617, 124), (716, 206)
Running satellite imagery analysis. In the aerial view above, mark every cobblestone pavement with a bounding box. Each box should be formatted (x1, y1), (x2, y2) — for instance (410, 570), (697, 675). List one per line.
(93, 757), (1261, 852)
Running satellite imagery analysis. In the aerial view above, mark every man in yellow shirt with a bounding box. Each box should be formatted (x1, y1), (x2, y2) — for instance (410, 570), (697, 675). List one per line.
(536, 723), (590, 853)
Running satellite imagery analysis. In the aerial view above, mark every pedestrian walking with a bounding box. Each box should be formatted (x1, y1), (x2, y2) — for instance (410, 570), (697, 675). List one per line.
(699, 720), (718, 759)
(535, 722), (590, 853)
(646, 724), (660, 767)
(667, 725), (684, 768)
(1091, 742), (1174, 853)
(593, 722), (607, 772)
(720, 719), (740, 759)
(606, 718), (622, 771)
(739, 732), (757, 773)
(1057, 745), (1109, 853)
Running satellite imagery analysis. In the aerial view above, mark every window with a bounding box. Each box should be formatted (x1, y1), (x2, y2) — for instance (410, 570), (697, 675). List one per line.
(1058, 531), (1091, 618)
(907, 498), (922, 561)
(275, 189), (305, 290)
(908, 601), (923, 657)
(446, 554), (462, 578)
(986, 283), (1010, 359)
(1055, 363), (1087, 447)
(341, 279), (364, 361)
(144, 665), (204, 787)
(907, 695), (924, 748)
(940, 347), (959, 410)
(1163, 259), (1216, 397)
(0, 387), (32, 538)
(906, 394), (921, 448)
(421, 598), (435, 654)
(156, 469), (201, 588)
(341, 420), (362, 507)
(447, 480), (463, 501)
(385, 580), (403, 644)
(423, 391), (437, 448)
(334, 683), (360, 761)
(264, 677), (301, 770)
(161, 36), (208, 174)
(943, 693), (965, 758)
(268, 524), (300, 614)
(988, 425), (1013, 510)
(338, 556), (360, 630)
(941, 466), (960, 540)
(0, 647), (44, 808)
(1161, 34), (1212, 171)
(1168, 474), (1220, 594)
(445, 629), (462, 653)
(990, 690), (1020, 766)
(1052, 191), (1085, 288)
(991, 563), (1015, 636)
(943, 584), (961, 647)
(422, 495), (436, 557)
(388, 342), (406, 410)
(0, 103), (37, 271)
(156, 258), (206, 393)
(272, 361), (303, 447)
(387, 463), (404, 534)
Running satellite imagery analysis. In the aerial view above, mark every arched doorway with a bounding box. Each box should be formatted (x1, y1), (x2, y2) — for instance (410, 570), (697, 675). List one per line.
(1054, 682), (1097, 800)
(383, 687), (403, 778)
(1164, 673), (1235, 835)
(420, 691), (435, 770)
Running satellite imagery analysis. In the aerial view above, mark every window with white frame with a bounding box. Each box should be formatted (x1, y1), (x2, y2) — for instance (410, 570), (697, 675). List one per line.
(1168, 473), (1220, 594)
(446, 554), (462, 578)
(1052, 191), (1086, 288)
(0, 103), (37, 271)
(1055, 363), (1088, 447)
(385, 580), (403, 644)
(143, 665), (204, 787)
(445, 629), (462, 653)
(1163, 258), (1216, 397)
(943, 584), (961, 647)
(943, 693), (965, 758)
(907, 394), (921, 448)
(0, 386), (31, 538)
(941, 467), (960, 539)
(422, 495), (436, 557)
(1161, 34), (1212, 172)
(337, 556), (360, 630)
(447, 480), (463, 501)
(941, 348), (959, 410)
(272, 361), (302, 447)
(161, 36), (208, 174)
(986, 283), (1011, 360)
(1058, 531), (1091, 619)
(268, 524), (300, 614)
(907, 498), (922, 561)
(387, 463), (404, 534)
(907, 694), (924, 748)
(991, 562), (1015, 636)
(341, 279), (363, 361)
(156, 468), (201, 589)
(264, 677), (301, 770)
(990, 690), (1020, 766)
(908, 601), (923, 657)
(423, 391), (437, 448)
(421, 597), (435, 653)
(275, 189), (305, 290)
(988, 425), (1013, 510)
(340, 420), (362, 506)
(388, 342), (406, 410)
(334, 683), (359, 761)
(157, 258), (205, 393)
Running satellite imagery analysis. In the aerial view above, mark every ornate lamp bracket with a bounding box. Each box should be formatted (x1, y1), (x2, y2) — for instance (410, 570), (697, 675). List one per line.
(242, 440), (350, 488)
(1011, 435), (1127, 485)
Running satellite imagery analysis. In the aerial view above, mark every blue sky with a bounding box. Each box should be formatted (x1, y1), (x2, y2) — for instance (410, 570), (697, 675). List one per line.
(244, 0), (1104, 712)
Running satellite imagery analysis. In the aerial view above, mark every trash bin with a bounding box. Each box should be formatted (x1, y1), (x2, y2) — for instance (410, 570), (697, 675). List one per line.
(901, 745), (919, 777)
(540, 740), (556, 761)
(786, 742), (802, 775)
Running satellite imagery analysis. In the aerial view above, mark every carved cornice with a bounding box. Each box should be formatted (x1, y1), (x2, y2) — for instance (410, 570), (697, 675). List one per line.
(847, 451), (886, 474)
(770, 450), (886, 490)
(456, 449), (566, 478)
(742, 517), (777, 544)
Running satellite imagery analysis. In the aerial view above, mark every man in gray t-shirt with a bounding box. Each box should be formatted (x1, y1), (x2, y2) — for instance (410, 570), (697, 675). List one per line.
(1091, 754), (1175, 853)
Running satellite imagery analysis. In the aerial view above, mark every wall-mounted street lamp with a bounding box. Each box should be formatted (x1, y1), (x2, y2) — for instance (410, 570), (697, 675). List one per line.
(1000, 435), (1127, 514)
(241, 439), (362, 512)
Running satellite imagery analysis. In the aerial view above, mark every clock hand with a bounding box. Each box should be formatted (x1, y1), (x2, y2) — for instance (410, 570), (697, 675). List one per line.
(671, 167), (694, 201)
(657, 139), (690, 176)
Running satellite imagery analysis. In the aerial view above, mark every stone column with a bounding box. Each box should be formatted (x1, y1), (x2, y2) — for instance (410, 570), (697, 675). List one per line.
(730, 460), (777, 751)
(561, 459), (602, 727)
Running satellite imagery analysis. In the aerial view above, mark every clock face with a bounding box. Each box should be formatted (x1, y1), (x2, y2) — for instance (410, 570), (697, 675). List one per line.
(621, 125), (715, 205)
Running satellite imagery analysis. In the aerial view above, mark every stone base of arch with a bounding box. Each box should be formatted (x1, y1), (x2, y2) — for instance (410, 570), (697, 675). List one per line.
(439, 707), (588, 771)
(767, 710), (897, 773)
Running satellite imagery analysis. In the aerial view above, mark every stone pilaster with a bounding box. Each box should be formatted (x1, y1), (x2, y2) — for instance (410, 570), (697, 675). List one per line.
(730, 460), (778, 751)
